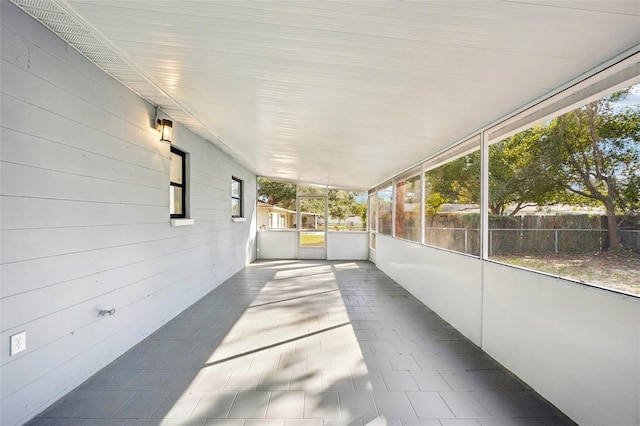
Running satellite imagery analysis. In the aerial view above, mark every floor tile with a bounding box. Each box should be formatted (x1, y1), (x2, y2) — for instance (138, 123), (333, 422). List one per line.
(438, 392), (491, 418)
(406, 392), (454, 418)
(338, 391), (378, 419)
(257, 370), (291, 390)
(472, 390), (562, 418)
(440, 420), (482, 426)
(112, 391), (170, 419)
(153, 390), (204, 419)
(362, 354), (392, 370)
(303, 391), (341, 418)
(352, 370), (386, 391)
(224, 370), (261, 390)
(81, 370), (142, 391)
(409, 370), (451, 392)
(266, 390), (304, 418)
(289, 370), (322, 391)
(203, 420), (245, 426)
(74, 390), (136, 418)
(307, 354), (335, 370)
(322, 370), (354, 390)
(467, 370), (529, 391)
(227, 390), (270, 418)
(192, 370), (232, 391)
(189, 391), (237, 419)
(125, 370), (170, 391)
(245, 420), (284, 426)
(400, 420), (441, 426)
(28, 261), (574, 425)
(439, 370), (484, 391)
(372, 391), (417, 419)
(283, 420), (322, 426)
(380, 370), (419, 391)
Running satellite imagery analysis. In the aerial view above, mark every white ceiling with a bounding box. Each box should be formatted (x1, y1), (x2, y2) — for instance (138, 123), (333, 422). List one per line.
(12, 0), (640, 189)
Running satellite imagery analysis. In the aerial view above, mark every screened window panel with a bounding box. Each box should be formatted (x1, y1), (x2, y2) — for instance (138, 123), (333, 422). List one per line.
(377, 185), (393, 236)
(395, 175), (421, 242)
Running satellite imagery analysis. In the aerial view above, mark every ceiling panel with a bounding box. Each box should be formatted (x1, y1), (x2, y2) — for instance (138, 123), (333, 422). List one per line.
(12, 0), (640, 189)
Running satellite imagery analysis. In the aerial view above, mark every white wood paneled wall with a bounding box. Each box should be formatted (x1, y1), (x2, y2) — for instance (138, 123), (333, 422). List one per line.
(0, 3), (256, 425)
(375, 235), (640, 426)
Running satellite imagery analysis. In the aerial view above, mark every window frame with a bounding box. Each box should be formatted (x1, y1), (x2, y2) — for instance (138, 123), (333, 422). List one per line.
(377, 183), (393, 236)
(170, 145), (186, 219)
(394, 170), (422, 242)
(367, 52), (640, 297)
(231, 176), (244, 218)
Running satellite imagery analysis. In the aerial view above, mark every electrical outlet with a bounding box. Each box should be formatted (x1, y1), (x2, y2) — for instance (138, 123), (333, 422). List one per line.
(10, 331), (26, 355)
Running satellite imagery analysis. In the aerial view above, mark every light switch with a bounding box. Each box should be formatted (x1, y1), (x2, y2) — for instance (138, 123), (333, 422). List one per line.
(10, 331), (26, 355)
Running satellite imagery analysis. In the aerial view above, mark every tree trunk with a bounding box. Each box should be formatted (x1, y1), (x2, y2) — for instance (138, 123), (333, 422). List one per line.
(604, 198), (621, 251)
(395, 183), (405, 238)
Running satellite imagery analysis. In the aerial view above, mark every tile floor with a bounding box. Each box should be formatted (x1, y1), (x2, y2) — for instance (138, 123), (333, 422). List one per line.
(28, 260), (576, 425)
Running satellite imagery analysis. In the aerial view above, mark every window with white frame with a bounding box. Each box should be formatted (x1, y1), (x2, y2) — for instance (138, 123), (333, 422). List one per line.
(368, 58), (639, 297)
(487, 82), (640, 295)
(377, 184), (393, 236)
(327, 190), (367, 231)
(369, 191), (377, 249)
(257, 177), (297, 230)
(424, 144), (481, 256)
(395, 172), (421, 242)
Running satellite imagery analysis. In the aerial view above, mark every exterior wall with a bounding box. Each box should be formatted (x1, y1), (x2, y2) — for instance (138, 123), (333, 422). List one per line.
(257, 231), (369, 260)
(0, 3), (256, 425)
(258, 231), (298, 259)
(326, 232), (368, 260)
(482, 262), (640, 426)
(376, 235), (640, 426)
(376, 235), (483, 345)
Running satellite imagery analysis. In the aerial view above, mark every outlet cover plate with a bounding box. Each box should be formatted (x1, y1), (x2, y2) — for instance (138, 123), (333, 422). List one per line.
(10, 331), (26, 355)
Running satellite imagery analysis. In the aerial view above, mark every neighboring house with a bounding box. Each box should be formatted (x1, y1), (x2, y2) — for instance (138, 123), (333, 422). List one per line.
(257, 201), (322, 230)
(257, 201), (297, 230)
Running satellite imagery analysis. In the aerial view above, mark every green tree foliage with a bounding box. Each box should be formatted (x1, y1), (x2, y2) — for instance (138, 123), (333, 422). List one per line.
(537, 91), (640, 250)
(426, 153), (480, 207)
(488, 128), (563, 216)
(328, 190), (355, 224)
(257, 178), (296, 210)
(424, 135), (563, 217)
(258, 178), (367, 227)
(425, 191), (448, 216)
(422, 88), (640, 252)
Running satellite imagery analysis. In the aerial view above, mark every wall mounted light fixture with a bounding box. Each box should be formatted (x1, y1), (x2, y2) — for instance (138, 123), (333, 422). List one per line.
(156, 118), (173, 143)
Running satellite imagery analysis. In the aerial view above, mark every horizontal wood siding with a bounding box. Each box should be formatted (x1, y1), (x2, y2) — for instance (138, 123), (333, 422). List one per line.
(0, 3), (256, 425)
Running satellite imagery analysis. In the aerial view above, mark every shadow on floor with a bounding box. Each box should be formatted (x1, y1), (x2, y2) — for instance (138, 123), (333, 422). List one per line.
(28, 260), (576, 425)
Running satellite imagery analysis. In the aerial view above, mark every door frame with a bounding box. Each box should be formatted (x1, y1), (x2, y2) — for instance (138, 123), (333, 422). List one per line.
(297, 194), (328, 259)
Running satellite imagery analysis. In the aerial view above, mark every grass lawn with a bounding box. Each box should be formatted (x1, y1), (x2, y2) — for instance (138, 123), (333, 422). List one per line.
(300, 233), (325, 247)
(492, 252), (640, 296)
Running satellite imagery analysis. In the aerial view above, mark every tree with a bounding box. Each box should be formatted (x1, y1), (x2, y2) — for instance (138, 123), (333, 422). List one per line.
(538, 92), (640, 250)
(258, 179), (367, 228)
(328, 190), (353, 225)
(488, 128), (563, 216)
(353, 202), (367, 226)
(257, 178), (296, 210)
(426, 153), (480, 207)
(425, 191), (448, 217)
